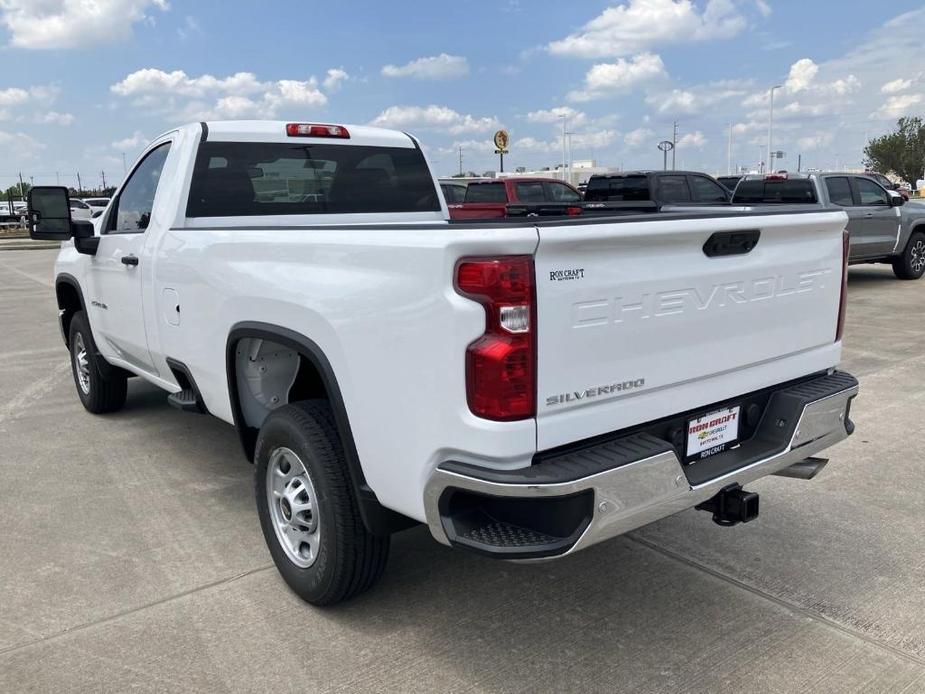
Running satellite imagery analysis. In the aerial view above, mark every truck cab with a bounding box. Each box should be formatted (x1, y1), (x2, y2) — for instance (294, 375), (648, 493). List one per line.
(583, 170), (731, 214)
(447, 177), (582, 220)
(733, 172), (925, 278)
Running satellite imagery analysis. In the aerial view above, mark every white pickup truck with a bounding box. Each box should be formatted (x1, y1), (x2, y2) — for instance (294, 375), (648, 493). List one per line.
(28, 121), (859, 605)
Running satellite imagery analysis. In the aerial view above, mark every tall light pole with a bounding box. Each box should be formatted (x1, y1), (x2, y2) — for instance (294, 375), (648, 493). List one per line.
(767, 84), (782, 174)
(559, 113), (568, 183)
(671, 121), (678, 170)
(727, 123), (733, 175)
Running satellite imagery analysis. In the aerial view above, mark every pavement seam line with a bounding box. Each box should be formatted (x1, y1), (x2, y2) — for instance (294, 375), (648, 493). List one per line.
(0, 564), (275, 658)
(626, 534), (925, 669)
(0, 257), (54, 287)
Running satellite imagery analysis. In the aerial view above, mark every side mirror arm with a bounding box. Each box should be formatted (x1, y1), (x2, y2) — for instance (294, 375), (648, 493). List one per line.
(72, 220), (99, 256)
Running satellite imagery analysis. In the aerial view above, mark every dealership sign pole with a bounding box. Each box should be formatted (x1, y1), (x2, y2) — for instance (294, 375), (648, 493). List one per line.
(493, 130), (509, 174)
(658, 140), (674, 171)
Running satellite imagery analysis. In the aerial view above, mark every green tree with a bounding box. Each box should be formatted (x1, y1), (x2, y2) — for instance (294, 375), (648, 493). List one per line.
(864, 116), (925, 189)
(3, 182), (30, 200)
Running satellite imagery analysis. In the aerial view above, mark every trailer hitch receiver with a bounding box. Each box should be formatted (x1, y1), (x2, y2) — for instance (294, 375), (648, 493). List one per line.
(696, 483), (759, 526)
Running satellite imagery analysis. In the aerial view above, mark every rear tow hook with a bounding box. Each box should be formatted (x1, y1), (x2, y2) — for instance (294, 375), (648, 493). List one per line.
(696, 484), (759, 527)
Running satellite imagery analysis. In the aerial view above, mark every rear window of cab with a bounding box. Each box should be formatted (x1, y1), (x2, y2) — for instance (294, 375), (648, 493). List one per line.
(186, 142), (440, 217)
(732, 179), (818, 204)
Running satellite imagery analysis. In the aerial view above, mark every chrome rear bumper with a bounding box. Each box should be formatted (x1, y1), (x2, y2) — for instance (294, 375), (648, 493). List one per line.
(423, 371), (858, 560)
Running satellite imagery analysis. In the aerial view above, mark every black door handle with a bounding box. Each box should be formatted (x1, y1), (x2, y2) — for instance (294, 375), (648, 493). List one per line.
(121, 255), (139, 266)
(703, 230), (761, 257)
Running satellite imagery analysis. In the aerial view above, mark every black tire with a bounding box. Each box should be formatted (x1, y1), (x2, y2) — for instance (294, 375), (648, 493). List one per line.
(68, 311), (127, 414)
(892, 231), (925, 280)
(254, 400), (389, 605)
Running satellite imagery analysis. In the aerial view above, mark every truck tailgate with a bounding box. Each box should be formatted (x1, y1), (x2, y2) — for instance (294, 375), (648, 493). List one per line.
(534, 211), (847, 450)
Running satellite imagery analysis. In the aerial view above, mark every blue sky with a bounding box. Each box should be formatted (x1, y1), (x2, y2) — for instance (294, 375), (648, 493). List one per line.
(2, 0), (924, 189)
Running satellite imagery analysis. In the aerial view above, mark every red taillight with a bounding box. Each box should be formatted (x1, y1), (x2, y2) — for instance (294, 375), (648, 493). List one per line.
(456, 256), (536, 421)
(836, 230), (849, 342)
(566, 206), (582, 216)
(285, 123), (350, 138)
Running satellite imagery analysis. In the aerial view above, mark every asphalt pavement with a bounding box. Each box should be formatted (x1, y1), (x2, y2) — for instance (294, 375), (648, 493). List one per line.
(1, 248), (924, 693)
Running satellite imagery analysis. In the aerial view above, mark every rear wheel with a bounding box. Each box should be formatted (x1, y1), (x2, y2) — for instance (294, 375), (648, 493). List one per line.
(254, 400), (389, 605)
(892, 232), (925, 280)
(68, 311), (127, 413)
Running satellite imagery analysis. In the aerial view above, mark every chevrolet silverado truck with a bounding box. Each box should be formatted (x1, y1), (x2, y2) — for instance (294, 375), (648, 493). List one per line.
(733, 172), (925, 279)
(28, 120), (859, 605)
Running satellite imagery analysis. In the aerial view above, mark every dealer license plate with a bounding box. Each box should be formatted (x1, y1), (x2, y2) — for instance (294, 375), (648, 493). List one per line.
(685, 405), (741, 462)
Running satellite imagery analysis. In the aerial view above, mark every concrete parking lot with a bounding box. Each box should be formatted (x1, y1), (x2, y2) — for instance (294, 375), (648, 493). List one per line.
(1, 247), (924, 693)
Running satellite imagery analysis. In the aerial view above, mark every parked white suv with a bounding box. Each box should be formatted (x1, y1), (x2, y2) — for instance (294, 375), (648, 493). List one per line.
(28, 121), (859, 605)
(67, 198), (93, 220)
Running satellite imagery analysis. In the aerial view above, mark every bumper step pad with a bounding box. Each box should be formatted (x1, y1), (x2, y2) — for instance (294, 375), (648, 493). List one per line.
(464, 520), (559, 548)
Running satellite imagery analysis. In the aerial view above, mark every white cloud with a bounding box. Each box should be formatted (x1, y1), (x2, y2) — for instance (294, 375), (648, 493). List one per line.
(797, 132), (834, 150)
(830, 75), (860, 95)
(567, 53), (667, 102)
(322, 68), (349, 92)
(624, 127), (655, 147)
(784, 58), (818, 93)
(36, 110), (74, 125)
(112, 69), (264, 99)
(111, 68), (329, 120)
(0, 130), (44, 158)
(176, 15), (200, 40)
(512, 129), (620, 153)
(512, 136), (559, 153)
(434, 139), (497, 156)
(873, 94), (924, 120)
(881, 78), (912, 94)
(548, 0), (747, 59)
(677, 131), (706, 148)
(740, 58), (860, 122)
(526, 107), (587, 128)
(646, 83), (746, 115)
(0, 87), (29, 107)
(0, 0), (169, 49)
(112, 131), (147, 150)
(754, 0), (771, 18)
(0, 84), (62, 122)
(381, 54), (469, 80)
(370, 105), (499, 134)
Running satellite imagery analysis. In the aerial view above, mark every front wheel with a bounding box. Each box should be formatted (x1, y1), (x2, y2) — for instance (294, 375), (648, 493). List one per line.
(68, 311), (127, 413)
(892, 231), (925, 280)
(254, 400), (389, 605)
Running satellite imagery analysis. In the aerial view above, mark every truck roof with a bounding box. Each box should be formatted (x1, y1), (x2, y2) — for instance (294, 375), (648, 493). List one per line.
(171, 120), (418, 149)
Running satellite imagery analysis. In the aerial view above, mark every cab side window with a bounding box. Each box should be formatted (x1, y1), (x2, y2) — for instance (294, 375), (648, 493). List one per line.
(825, 177), (853, 206)
(855, 177), (889, 206)
(108, 143), (171, 233)
(689, 176), (728, 203)
(659, 175), (691, 203)
(544, 182), (581, 203)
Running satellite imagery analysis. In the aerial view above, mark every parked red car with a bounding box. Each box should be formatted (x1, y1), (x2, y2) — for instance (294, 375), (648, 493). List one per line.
(447, 177), (583, 220)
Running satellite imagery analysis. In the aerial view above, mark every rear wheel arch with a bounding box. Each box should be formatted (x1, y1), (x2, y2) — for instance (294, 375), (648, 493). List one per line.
(225, 322), (413, 537)
(55, 274), (86, 349)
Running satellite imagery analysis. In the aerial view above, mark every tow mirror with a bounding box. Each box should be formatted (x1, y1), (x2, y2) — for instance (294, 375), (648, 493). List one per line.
(888, 190), (905, 207)
(27, 186), (73, 240)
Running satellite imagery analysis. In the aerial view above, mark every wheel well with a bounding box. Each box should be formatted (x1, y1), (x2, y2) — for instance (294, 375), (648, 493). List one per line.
(55, 280), (83, 348)
(231, 337), (330, 457)
(225, 323), (417, 537)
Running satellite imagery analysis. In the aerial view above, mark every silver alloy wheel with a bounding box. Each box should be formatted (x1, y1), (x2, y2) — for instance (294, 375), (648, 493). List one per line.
(911, 240), (925, 274)
(74, 332), (91, 395)
(266, 447), (320, 568)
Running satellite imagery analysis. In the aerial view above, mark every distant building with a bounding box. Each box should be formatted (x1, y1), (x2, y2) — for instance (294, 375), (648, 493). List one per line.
(496, 159), (618, 186)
